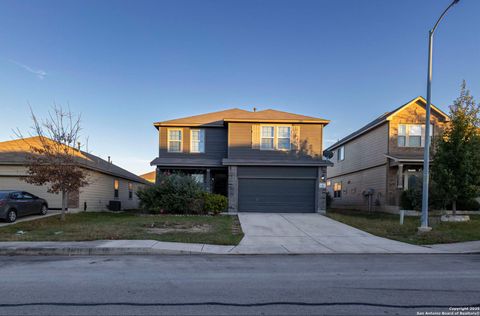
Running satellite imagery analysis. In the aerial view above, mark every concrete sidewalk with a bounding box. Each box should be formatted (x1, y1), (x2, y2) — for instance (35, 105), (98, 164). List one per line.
(0, 238), (478, 256)
(0, 212), (478, 255)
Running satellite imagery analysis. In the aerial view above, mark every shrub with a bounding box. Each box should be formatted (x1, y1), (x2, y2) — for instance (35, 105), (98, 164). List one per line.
(400, 188), (422, 211)
(203, 193), (228, 215)
(137, 173), (205, 214)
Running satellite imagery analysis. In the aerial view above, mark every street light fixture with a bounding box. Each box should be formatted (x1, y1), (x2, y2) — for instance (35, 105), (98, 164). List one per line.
(420, 0), (461, 231)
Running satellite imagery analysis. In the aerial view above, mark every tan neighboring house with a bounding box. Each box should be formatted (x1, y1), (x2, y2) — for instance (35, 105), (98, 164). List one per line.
(139, 171), (156, 183)
(325, 96), (450, 213)
(0, 137), (149, 211)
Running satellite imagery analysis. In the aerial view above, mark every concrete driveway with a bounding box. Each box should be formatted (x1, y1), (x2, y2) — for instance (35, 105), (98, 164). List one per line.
(234, 213), (438, 254)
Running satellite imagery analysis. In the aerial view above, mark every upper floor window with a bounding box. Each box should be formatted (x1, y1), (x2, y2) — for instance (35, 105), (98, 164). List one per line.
(260, 125), (291, 151)
(168, 129), (182, 152)
(398, 124), (433, 148)
(190, 129), (205, 153)
(114, 179), (119, 198)
(277, 126), (291, 150)
(261, 126), (275, 150)
(337, 146), (345, 161)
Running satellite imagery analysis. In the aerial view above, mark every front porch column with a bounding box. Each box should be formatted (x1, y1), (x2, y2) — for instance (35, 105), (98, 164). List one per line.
(316, 166), (327, 214)
(397, 164), (404, 189)
(228, 166), (238, 213)
(205, 168), (212, 192)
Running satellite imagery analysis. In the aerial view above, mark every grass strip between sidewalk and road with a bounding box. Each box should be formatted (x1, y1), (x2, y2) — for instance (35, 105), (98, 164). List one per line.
(327, 209), (480, 245)
(0, 211), (244, 245)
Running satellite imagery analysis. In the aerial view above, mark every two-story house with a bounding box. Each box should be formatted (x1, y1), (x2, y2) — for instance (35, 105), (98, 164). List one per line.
(151, 108), (332, 213)
(325, 96), (449, 213)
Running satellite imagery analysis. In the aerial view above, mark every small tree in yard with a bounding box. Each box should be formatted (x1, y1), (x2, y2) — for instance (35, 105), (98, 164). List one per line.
(17, 106), (89, 220)
(431, 81), (480, 215)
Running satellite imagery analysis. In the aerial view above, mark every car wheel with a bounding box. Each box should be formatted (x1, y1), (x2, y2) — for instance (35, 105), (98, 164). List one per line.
(6, 209), (17, 223)
(40, 204), (48, 216)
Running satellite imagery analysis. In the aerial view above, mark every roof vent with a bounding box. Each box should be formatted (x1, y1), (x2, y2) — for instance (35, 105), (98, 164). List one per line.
(253, 107), (257, 112)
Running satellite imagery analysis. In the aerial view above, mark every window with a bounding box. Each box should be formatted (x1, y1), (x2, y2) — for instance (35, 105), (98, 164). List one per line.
(408, 125), (422, 147)
(128, 182), (133, 199)
(260, 125), (291, 150)
(337, 146), (345, 161)
(114, 179), (119, 198)
(397, 124), (433, 147)
(333, 182), (342, 198)
(22, 192), (34, 199)
(190, 129), (205, 153)
(191, 174), (204, 184)
(261, 126), (275, 150)
(277, 126), (291, 150)
(168, 129), (182, 152)
(398, 124), (406, 147)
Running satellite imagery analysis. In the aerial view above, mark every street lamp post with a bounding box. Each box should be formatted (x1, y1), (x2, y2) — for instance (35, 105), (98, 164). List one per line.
(420, 0), (460, 231)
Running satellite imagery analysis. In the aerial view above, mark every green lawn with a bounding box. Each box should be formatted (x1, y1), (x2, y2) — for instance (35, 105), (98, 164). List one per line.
(0, 212), (244, 245)
(327, 209), (480, 245)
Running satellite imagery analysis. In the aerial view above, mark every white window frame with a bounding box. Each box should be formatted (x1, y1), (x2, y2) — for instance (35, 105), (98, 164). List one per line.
(190, 129), (205, 153)
(114, 179), (119, 198)
(397, 124), (433, 148)
(260, 125), (275, 150)
(337, 146), (345, 161)
(167, 128), (183, 153)
(276, 126), (291, 151)
(260, 125), (291, 151)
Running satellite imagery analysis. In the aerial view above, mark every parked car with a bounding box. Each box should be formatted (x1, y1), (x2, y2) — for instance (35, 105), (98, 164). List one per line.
(0, 190), (48, 223)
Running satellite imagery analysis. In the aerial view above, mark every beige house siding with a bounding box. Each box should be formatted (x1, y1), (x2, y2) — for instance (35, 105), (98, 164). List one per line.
(327, 164), (387, 211)
(227, 122), (324, 160)
(328, 123), (389, 178)
(0, 165), (144, 211)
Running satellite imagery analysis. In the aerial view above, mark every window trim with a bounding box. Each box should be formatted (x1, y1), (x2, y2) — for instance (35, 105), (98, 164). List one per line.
(190, 129), (205, 153)
(276, 126), (292, 151)
(397, 124), (433, 148)
(114, 179), (119, 198)
(128, 182), (133, 200)
(333, 181), (342, 198)
(167, 128), (183, 153)
(259, 124), (292, 151)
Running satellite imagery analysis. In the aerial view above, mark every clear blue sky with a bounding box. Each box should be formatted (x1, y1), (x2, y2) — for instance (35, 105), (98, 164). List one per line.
(0, 0), (478, 175)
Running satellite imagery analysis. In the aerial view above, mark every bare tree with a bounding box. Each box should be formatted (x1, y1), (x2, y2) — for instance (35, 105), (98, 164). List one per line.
(16, 105), (89, 220)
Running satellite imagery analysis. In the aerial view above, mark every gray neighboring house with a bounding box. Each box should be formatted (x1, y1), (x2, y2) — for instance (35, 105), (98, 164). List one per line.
(0, 136), (150, 211)
(325, 96), (450, 213)
(151, 108), (332, 213)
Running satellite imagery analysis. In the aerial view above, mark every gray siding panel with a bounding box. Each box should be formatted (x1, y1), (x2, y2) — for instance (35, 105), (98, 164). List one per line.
(228, 123), (324, 161)
(159, 127), (228, 160)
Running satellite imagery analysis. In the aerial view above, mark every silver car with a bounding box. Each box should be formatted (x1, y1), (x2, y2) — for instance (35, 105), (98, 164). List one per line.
(0, 190), (48, 223)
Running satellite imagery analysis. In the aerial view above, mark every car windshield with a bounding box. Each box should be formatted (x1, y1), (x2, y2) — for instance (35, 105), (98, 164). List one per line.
(0, 192), (8, 199)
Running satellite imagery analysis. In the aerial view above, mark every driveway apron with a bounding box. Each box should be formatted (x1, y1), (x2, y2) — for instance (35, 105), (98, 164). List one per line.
(234, 213), (439, 254)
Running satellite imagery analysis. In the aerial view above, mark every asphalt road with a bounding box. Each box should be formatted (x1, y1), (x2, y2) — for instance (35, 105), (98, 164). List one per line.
(0, 254), (478, 316)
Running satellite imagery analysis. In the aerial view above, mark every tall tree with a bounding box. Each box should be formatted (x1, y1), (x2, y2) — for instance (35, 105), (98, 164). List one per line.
(17, 106), (89, 220)
(431, 81), (480, 214)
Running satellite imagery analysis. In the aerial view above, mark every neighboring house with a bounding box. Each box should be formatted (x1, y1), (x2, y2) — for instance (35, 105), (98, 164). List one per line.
(151, 108), (332, 213)
(0, 137), (149, 211)
(139, 171), (156, 183)
(325, 96), (449, 213)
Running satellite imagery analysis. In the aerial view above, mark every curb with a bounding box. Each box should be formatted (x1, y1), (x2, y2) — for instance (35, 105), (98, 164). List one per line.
(0, 247), (478, 256)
